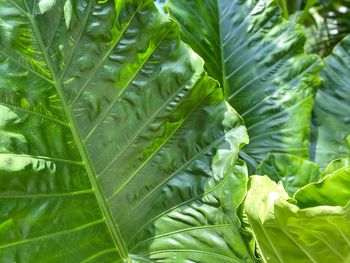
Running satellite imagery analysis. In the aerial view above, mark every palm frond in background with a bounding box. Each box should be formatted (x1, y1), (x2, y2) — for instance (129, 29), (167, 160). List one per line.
(283, 0), (350, 56)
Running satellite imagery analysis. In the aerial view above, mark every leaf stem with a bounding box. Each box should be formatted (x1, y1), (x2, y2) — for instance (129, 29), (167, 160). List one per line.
(278, 0), (289, 19)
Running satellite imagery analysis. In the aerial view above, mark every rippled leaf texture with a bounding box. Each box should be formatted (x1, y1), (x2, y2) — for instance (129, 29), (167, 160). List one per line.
(245, 165), (350, 262)
(256, 153), (321, 195)
(294, 165), (350, 208)
(322, 157), (350, 177)
(0, 0), (255, 262)
(312, 35), (350, 168)
(164, 0), (322, 170)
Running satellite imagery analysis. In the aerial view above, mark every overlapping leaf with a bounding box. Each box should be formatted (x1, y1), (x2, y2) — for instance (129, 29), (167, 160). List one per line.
(245, 162), (350, 262)
(0, 0), (255, 262)
(304, 0), (350, 56)
(245, 172), (350, 263)
(163, 0), (322, 170)
(312, 35), (350, 167)
(256, 153), (321, 195)
(322, 157), (350, 177)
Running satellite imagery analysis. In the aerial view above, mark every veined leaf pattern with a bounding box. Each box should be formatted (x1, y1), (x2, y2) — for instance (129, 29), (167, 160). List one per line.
(0, 0), (255, 262)
(164, 0), (322, 170)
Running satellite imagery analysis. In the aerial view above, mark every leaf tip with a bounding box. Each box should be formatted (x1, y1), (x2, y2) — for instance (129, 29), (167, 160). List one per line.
(39, 0), (56, 14)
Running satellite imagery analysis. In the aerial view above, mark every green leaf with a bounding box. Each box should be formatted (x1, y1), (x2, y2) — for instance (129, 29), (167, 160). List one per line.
(165, 0), (322, 170)
(245, 175), (350, 263)
(286, 0), (318, 25)
(278, 0), (289, 18)
(305, 0), (350, 56)
(256, 153), (321, 195)
(312, 35), (350, 167)
(295, 166), (350, 208)
(0, 0), (255, 261)
(38, 0), (56, 14)
(63, 0), (72, 29)
(321, 157), (350, 177)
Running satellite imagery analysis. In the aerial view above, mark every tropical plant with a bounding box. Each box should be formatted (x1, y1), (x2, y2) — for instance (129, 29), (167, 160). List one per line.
(311, 35), (350, 167)
(245, 157), (350, 263)
(0, 0), (256, 262)
(307, 0), (350, 56)
(243, 30), (350, 263)
(0, 0), (349, 262)
(161, 0), (322, 171)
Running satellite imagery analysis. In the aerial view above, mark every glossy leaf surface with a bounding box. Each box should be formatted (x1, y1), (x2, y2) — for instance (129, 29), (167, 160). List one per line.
(245, 174), (350, 263)
(312, 35), (350, 167)
(0, 0), (254, 262)
(256, 153), (321, 195)
(295, 166), (350, 208)
(321, 157), (350, 177)
(164, 0), (322, 169)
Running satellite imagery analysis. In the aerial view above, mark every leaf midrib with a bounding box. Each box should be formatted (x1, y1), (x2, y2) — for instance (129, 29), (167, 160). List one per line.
(216, 1), (228, 98)
(23, 2), (129, 260)
(0, 219), (105, 250)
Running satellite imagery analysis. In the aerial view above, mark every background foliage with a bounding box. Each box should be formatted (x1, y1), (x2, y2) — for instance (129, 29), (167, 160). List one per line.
(0, 0), (349, 262)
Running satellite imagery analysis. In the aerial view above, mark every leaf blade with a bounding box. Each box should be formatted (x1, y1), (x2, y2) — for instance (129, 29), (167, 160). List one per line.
(0, 0), (255, 261)
(165, 0), (323, 170)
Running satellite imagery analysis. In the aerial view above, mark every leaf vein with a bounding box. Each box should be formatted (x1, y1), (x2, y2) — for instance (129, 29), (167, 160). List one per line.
(0, 219), (105, 250)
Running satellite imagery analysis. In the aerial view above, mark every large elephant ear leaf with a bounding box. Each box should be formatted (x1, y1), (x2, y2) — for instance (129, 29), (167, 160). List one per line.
(0, 0), (255, 262)
(165, 0), (322, 170)
(245, 173), (350, 263)
(312, 35), (350, 168)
